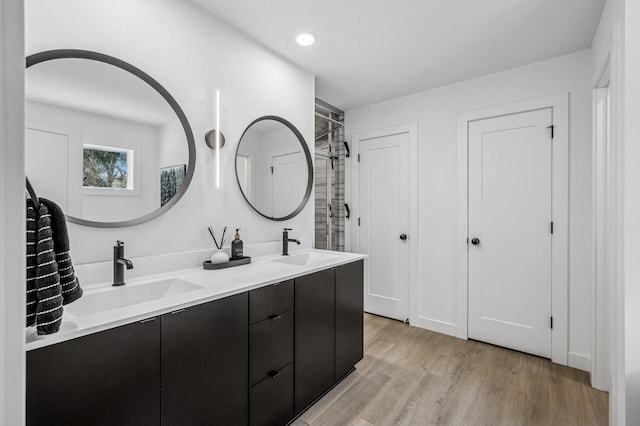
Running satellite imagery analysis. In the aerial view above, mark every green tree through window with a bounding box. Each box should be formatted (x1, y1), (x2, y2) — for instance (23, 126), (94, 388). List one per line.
(83, 147), (128, 188)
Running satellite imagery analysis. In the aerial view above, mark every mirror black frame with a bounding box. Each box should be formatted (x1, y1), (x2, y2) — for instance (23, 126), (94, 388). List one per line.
(235, 115), (313, 221)
(26, 49), (196, 228)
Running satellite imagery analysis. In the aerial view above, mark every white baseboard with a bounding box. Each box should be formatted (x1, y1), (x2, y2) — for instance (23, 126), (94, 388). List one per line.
(412, 316), (457, 337)
(568, 352), (591, 372)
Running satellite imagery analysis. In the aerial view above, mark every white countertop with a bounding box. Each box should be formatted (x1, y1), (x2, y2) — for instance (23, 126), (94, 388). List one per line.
(26, 249), (366, 351)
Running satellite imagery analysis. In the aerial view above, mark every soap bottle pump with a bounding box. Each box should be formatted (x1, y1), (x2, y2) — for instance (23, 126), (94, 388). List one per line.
(231, 229), (243, 260)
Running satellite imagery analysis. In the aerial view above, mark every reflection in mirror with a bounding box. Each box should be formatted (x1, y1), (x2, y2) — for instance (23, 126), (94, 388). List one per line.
(235, 116), (312, 221)
(25, 50), (195, 227)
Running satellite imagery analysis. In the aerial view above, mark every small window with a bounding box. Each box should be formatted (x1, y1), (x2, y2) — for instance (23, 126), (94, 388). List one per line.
(83, 145), (133, 190)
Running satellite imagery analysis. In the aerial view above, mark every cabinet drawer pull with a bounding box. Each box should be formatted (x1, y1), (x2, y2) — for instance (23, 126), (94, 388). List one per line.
(268, 314), (282, 321)
(170, 308), (186, 315)
(140, 317), (157, 324)
(267, 370), (281, 379)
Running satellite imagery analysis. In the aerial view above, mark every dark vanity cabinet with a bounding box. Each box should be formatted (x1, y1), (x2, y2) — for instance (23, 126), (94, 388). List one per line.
(26, 293), (248, 426)
(293, 260), (364, 414)
(248, 263), (364, 425)
(248, 280), (294, 426)
(294, 268), (336, 413)
(335, 260), (365, 379)
(27, 318), (161, 426)
(161, 292), (248, 425)
(26, 259), (363, 426)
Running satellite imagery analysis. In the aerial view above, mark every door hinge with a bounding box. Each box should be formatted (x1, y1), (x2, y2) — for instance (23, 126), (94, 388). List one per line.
(550, 316), (554, 329)
(270, 166), (274, 174)
(358, 217), (361, 226)
(547, 125), (555, 139)
(357, 153), (360, 162)
(550, 221), (554, 234)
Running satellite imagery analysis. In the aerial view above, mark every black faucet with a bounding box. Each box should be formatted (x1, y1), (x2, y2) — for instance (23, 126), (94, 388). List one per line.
(113, 240), (134, 286)
(282, 228), (301, 256)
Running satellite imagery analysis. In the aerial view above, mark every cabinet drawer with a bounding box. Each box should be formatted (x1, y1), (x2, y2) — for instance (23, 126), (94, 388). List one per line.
(249, 363), (294, 426)
(249, 280), (293, 324)
(250, 310), (294, 386)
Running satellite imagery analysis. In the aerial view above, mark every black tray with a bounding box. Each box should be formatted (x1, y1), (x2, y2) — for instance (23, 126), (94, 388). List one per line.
(203, 256), (251, 270)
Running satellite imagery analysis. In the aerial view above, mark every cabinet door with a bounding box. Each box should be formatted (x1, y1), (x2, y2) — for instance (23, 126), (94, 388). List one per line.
(27, 318), (161, 426)
(161, 293), (248, 425)
(294, 269), (335, 413)
(335, 260), (364, 379)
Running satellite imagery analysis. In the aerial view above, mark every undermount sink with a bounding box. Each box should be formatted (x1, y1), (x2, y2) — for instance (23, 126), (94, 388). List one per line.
(271, 252), (340, 266)
(65, 278), (204, 317)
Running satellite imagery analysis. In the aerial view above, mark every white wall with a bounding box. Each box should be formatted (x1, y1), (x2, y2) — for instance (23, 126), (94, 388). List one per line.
(0, 0), (26, 423)
(237, 130), (261, 205)
(592, 0), (624, 85)
(26, 0), (315, 264)
(346, 50), (593, 367)
(590, 0), (625, 423)
(159, 119), (188, 169)
(624, 0), (640, 423)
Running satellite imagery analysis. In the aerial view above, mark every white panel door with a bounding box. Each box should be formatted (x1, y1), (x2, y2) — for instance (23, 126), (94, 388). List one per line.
(271, 151), (305, 217)
(359, 132), (409, 321)
(468, 108), (552, 358)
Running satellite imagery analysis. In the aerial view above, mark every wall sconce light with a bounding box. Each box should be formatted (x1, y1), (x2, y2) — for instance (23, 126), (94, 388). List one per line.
(204, 89), (225, 188)
(204, 129), (226, 149)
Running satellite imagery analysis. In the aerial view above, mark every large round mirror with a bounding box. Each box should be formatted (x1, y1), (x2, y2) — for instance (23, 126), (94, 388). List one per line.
(25, 50), (195, 227)
(235, 116), (312, 221)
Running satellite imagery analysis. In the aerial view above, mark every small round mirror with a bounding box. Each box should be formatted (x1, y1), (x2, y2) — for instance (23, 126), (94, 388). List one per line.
(25, 50), (195, 227)
(235, 116), (312, 221)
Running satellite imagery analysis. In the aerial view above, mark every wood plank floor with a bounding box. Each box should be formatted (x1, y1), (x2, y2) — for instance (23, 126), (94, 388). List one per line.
(292, 314), (608, 426)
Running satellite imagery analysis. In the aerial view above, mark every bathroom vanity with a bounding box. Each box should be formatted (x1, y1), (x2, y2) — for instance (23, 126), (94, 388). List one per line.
(26, 251), (364, 426)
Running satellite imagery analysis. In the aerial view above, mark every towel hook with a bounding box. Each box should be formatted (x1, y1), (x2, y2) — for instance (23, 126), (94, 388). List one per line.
(26, 177), (41, 210)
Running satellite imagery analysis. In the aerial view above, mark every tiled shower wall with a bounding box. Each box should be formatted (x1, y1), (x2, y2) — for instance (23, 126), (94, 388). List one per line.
(314, 106), (345, 251)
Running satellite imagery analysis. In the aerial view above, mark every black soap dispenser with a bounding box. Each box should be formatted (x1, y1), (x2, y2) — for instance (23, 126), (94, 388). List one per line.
(231, 229), (243, 260)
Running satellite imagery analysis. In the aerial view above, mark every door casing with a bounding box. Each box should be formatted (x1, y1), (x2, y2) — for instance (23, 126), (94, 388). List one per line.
(457, 94), (569, 366)
(592, 84), (611, 390)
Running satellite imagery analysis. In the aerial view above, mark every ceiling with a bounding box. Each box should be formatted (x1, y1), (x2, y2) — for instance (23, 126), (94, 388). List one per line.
(189, 0), (606, 110)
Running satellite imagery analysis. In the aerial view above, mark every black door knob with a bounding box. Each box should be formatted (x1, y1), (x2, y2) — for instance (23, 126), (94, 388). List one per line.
(400, 234), (407, 240)
(471, 238), (480, 246)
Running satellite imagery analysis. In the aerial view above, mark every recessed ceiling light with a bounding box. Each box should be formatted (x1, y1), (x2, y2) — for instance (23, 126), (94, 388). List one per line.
(296, 33), (315, 46)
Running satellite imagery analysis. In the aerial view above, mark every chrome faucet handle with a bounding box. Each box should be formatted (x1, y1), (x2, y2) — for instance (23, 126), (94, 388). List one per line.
(116, 240), (124, 247)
